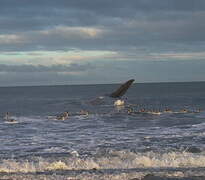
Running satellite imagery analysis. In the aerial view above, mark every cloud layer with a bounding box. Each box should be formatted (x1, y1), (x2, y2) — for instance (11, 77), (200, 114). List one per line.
(0, 63), (94, 72)
(1, 0), (205, 51)
(0, 0), (205, 86)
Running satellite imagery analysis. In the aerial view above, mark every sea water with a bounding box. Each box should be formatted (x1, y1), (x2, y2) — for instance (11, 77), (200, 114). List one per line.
(0, 82), (205, 179)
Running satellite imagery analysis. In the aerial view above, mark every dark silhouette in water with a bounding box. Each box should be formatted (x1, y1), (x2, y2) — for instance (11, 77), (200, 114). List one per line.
(3, 112), (16, 122)
(56, 112), (69, 120)
(110, 79), (135, 98)
(89, 79), (135, 105)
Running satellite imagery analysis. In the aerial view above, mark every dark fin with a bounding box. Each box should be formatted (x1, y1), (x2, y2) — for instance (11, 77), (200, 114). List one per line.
(110, 79), (135, 98)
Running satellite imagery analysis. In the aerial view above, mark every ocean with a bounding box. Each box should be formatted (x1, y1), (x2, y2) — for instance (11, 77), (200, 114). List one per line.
(0, 82), (205, 180)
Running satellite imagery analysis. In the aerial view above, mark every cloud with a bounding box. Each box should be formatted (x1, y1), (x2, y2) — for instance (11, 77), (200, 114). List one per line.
(39, 26), (103, 38)
(0, 0), (204, 56)
(0, 0), (205, 85)
(1, 59), (205, 87)
(0, 63), (94, 73)
(0, 10), (205, 53)
(0, 34), (25, 44)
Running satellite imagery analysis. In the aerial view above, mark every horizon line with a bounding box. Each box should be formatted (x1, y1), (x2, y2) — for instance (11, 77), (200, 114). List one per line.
(0, 80), (205, 88)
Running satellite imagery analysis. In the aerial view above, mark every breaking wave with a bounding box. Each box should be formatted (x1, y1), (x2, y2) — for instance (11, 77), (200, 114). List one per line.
(1, 150), (205, 179)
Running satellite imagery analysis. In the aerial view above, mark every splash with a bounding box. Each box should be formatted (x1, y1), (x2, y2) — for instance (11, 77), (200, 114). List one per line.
(1, 150), (205, 179)
(114, 100), (125, 106)
(0, 150), (205, 172)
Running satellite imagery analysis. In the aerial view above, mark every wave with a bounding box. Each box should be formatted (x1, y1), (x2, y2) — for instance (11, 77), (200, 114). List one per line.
(1, 150), (205, 179)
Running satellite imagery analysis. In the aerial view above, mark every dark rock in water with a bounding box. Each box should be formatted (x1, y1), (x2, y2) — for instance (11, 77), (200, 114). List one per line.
(141, 174), (159, 180)
(142, 147), (155, 152)
(186, 146), (201, 153)
(138, 174), (205, 180)
(130, 174), (160, 180)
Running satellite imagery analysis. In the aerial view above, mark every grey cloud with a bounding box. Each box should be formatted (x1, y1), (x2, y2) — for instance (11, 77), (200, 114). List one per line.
(0, 0), (204, 62)
(1, 0), (205, 86)
(1, 0), (205, 12)
(0, 0), (205, 33)
(1, 59), (205, 87)
(89, 59), (205, 83)
(0, 12), (204, 53)
(0, 63), (94, 73)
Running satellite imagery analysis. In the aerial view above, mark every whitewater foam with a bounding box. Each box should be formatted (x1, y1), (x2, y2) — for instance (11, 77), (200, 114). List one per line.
(1, 150), (205, 172)
(0, 150), (205, 179)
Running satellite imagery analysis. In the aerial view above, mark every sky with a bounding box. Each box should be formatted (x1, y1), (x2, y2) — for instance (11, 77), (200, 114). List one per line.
(0, 0), (205, 86)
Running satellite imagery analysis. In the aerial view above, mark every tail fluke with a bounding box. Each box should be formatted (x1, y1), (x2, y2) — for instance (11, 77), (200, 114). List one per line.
(109, 79), (135, 98)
